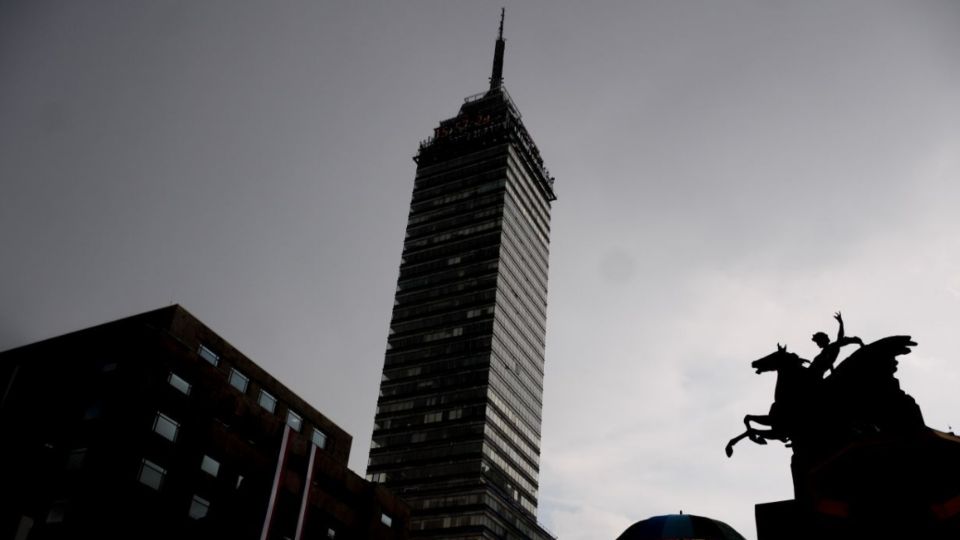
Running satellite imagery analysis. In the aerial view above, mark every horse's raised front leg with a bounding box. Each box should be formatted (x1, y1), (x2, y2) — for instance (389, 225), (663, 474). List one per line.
(744, 414), (773, 430)
(726, 430), (753, 457)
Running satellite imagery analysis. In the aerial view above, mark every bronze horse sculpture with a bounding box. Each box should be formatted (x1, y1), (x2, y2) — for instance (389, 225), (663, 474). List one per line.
(725, 344), (811, 457)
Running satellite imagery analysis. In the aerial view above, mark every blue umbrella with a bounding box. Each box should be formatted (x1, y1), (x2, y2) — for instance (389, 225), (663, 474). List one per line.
(616, 513), (746, 540)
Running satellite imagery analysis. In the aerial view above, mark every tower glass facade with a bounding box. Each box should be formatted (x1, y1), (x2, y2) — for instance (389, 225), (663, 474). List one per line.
(368, 17), (556, 539)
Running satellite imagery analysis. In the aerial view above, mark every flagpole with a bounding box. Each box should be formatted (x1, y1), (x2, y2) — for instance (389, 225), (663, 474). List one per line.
(260, 423), (292, 540)
(294, 442), (318, 540)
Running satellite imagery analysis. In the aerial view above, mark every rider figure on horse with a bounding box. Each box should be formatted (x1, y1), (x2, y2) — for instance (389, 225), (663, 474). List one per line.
(809, 311), (863, 379)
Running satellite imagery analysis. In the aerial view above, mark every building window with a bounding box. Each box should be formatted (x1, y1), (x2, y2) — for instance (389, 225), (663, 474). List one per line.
(200, 455), (220, 477)
(228, 368), (249, 393)
(380, 513), (393, 527)
(46, 501), (67, 524)
(286, 411), (302, 432)
(66, 448), (87, 470)
(188, 495), (210, 519)
(14, 516), (34, 540)
(258, 390), (276, 413)
(138, 459), (166, 490)
(153, 412), (179, 442)
(424, 412), (442, 423)
(311, 428), (327, 449)
(168, 372), (191, 395)
(198, 344), (219, 366)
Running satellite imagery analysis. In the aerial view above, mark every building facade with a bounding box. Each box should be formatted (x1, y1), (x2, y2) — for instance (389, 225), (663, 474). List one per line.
(368, 13), (556, 539)
(0, 306), (409, 540)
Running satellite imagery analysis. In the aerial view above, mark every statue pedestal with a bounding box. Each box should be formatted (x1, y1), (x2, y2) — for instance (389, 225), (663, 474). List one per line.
(756, 429), (960, 540)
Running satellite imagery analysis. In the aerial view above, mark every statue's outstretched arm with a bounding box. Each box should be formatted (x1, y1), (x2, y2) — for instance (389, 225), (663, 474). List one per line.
(834, 311), (845, 341)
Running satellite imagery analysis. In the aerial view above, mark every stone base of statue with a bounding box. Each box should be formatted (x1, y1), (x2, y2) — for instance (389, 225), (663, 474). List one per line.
(755, 427), (960, 540)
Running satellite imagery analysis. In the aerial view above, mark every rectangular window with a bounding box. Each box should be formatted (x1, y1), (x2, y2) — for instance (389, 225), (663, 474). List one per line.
(228, 368), (248, 393)
(66, 448), (87, 470)
(138, 459), (166, 490)
(188, 495), (210, 519)
(198, 344), (219, 366)
(14, 516), (34, 540)
(200, 455), (220, 477)
(286, 411), (302, 432)
(153, 412), (179, 442)
(380, 513), (393, 527)
(258, 390), (276, 413)
(46, 501), (67, 524)
(167, 372), (191, 395)
(311, 428), (327, 449)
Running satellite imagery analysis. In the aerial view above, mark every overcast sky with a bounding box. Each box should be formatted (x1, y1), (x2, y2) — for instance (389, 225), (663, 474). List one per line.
(2, 1), (959, 538)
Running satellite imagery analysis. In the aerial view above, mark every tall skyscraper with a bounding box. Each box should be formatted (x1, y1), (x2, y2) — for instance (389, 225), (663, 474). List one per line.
(368, 11), (556, 539)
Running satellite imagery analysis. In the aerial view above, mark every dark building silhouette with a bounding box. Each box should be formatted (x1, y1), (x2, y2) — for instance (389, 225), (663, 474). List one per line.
(0, 305), (409, 540)
(367, 12), (556, 539)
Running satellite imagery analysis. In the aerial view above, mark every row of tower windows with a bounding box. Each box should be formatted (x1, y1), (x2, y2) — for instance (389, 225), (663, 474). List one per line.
(403, 220), (502, 251)
(397, 244), (500, 283)
(486, 386), (542, 448)
(375, 407), (468, 432)
(375, 386), (487, 416)
(486, 406), (541, 466)
(411, 178), (506, 215)
(491, 325), (546, 390)
(405, 203), (503, 241)
(500, 203), (550, 286)
(389, 305), (495, 340)
(488, 361), (543, 433)
(372, 422), (484, 450)
(484, 424), (539, 482)
(368, 440), (482, 472)
(397, 261), (499, 295)
(384, 336), (497, 367)
(382, 351), (492, 385)
(493, 292), (546, 355)
(406, 192), (503, 231)
(411, 151), (505, 190)
(506, 152), (552, 237)
(481, 445), (537, 505)
(401, 229), (503, 267)
(393, 274), (498, 307)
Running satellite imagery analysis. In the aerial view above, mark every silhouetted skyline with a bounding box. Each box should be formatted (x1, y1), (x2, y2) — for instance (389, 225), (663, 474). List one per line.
(2, 3), (959, 539)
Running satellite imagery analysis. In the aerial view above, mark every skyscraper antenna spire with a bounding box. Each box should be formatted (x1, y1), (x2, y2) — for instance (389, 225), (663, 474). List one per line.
(489, 8), (506, 90)
(498, 7), (505, 39)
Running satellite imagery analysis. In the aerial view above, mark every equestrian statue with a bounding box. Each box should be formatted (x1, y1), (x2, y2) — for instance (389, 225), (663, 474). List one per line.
(729, 312), (960, 539)
(726, 312), (922, 460)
